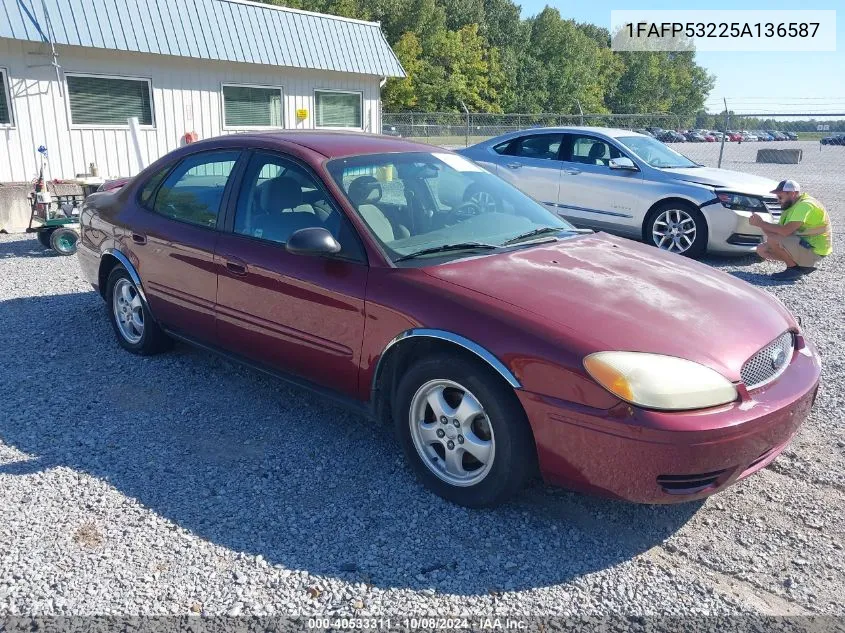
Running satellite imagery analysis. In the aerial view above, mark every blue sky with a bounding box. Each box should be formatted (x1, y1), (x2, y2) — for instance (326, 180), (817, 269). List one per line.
(517, 0), (844, 114)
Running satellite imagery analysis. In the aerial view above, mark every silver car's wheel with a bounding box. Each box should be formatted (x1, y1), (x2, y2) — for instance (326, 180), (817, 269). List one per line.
(408, 379), (495, 487)
(467, 189), (497, 214)
(652, 208), (697, 254)
(112, 278), (145, 344)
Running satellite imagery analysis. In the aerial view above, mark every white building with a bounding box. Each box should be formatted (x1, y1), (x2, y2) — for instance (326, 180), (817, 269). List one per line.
(0, 0), (405, 184)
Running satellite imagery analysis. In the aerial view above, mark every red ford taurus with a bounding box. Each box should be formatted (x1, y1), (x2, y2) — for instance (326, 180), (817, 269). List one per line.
(77, 132), (821, 507)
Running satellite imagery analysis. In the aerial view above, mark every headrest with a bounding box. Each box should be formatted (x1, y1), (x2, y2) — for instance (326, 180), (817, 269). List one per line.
(348, 176), (382, 206)
(260, 176), (303, 210)
(588, 143), (606, 159)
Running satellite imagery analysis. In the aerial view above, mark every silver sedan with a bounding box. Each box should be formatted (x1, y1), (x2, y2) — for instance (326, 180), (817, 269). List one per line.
(457, 127), (783, 257)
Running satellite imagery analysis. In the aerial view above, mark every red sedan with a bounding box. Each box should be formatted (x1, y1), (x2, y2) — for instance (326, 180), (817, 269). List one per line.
(77, 132), (821, 507)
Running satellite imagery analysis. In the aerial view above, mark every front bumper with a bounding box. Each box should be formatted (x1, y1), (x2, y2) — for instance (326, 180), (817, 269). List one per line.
(703, 205), (778, 255)
(520, 339), (821, 504)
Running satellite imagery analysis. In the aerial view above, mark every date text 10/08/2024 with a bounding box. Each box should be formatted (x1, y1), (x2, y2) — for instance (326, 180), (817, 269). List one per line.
(307, 618), (528, 630)
(625, 22), (820, 39)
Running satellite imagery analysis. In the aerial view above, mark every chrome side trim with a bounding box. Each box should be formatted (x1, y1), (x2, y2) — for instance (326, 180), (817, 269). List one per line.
(373, 328), (522, 392)
(545, 202), (633, 219)
(103, 248), (149, 307)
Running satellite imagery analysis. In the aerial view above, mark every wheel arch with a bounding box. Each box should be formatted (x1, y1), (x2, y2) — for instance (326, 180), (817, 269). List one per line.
(99, 249), (154, 316)
(370, 329), (522, 424)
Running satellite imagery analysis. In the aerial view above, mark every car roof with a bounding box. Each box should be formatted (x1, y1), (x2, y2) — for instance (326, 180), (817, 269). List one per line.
(231, 130), (438, 159)
(480, 127), (650, 144)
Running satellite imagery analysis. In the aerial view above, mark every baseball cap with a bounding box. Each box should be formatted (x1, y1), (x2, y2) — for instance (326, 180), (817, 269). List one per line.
(771, 179), (800, 193)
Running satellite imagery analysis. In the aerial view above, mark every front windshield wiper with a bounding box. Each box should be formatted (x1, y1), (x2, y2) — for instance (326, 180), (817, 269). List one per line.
(393, 242), (498, 262)
(502, 226), (591, 246)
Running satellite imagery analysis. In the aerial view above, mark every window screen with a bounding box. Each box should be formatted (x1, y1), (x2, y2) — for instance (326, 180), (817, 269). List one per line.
(67, 75), (153, 126)
(0, 70), (10, 125)
(315, 91), (362, 129)
(223, 85), (283, 127)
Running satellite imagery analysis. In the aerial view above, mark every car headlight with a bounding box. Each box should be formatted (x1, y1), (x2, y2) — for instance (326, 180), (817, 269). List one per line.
(583, 352), (738, 411)
(716, 192), (765, 211)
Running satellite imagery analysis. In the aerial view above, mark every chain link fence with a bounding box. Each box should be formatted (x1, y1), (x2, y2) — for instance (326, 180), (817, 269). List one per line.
(381, 111), (845, 207)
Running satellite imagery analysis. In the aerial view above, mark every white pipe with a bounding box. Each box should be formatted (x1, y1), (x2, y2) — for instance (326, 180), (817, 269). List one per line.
(128, 117), (146, 173)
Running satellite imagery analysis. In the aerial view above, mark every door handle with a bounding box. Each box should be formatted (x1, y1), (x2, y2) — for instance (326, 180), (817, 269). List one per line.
(506, 162), (522, 169)
(225, 260), (247, 276)
(564, 168), (582, 175)
(131, 232), (147, 245)
(226, 261), (247, 276)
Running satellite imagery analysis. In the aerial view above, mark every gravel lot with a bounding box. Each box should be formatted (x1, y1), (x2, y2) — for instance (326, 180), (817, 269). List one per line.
(1, 156), (844, 619)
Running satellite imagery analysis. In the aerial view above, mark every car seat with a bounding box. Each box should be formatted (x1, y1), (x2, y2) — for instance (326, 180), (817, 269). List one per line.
(252, 176), (321, 242)
(347, 176), (410, 242)
(588, 143), (607, 166)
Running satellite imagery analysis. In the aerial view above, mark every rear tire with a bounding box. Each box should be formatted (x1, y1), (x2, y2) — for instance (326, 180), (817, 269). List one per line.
(644, 201), (708, 258)
(393, 354), (536, 508)
(105, 265), (172, 355)
(36, 228), (55, 249)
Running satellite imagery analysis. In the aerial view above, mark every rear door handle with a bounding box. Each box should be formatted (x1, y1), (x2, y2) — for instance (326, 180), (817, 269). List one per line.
(506, 162), (522, 170)
(131, 232), (147, 245)
(225, 259), (247, 276)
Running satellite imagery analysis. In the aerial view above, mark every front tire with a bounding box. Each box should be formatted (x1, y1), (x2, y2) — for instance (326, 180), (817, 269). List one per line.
(393, 354), (536, 508)
(644, 202), (708, 258)
(105, 265), (171, 355)
(49, 227), (79, 255)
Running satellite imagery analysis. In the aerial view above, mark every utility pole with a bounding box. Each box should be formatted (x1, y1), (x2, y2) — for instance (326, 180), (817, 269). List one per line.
(577, 100), (584, 126)
(460, 101), (470, 148)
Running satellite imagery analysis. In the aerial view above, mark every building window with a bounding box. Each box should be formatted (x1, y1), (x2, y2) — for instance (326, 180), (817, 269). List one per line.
(222, 85), (283, 128)
(66, 74), (153, 127)
(315, 90), (362, 129)
(0, 69), (12, 126)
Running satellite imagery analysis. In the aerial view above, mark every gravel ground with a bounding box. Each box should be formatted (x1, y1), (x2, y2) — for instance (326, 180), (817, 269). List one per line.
(1, 189), (844, 619)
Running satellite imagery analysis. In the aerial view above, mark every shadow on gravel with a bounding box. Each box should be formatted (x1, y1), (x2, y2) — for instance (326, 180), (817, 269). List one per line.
(0, 236), (59, 258)
(0, 291), (702, 595)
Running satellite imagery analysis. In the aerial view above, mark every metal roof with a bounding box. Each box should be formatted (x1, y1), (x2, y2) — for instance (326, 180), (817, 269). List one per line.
(1, 0), (406, 77)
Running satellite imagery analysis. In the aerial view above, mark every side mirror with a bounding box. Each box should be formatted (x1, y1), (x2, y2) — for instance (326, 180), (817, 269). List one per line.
(609, 157), (638, 171)
(285, 227), (341, 256)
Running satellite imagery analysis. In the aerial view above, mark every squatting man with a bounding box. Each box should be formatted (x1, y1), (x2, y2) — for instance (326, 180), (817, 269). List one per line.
(750, 180), (833, 281)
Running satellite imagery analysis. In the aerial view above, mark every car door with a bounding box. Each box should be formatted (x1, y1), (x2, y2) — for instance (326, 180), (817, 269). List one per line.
(214, 150), (369, 398)
(129, 150), (242, 343)
(486, 133), (564, 210)
(555, 134), (646, 236)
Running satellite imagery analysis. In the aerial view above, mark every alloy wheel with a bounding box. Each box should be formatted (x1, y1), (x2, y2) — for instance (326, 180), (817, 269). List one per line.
(112, 278), (145, 344)
(652, 208), (697, 253)
(408, 379), (495, 487)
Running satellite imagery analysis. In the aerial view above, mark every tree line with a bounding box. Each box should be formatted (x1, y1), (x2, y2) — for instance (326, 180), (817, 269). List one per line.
(258, 0), (716, 115)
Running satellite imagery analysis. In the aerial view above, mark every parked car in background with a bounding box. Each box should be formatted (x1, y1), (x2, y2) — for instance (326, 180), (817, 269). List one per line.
(709, 131), (725, 141)
(684, 131), (706, 143)
(633, 128), (654, 137)
(820, 134), (845, 145)
(77, 131), (821, 507)
(740, 131), (758, 142)
(655, 130), (686, 143)
(783, 131), (799, 141)
(767, 131), (787, 141)
(458, 127), (785, 258)
(754, 131), (774, 142)
(727, 131), (744, 142)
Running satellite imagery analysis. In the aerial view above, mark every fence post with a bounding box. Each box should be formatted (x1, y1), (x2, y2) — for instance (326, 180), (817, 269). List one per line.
(717, 98), (728, 169)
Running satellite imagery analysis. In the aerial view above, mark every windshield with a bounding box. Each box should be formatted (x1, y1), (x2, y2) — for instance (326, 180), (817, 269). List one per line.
(617, 136), (699, 169)
(326, 152), (575, 262)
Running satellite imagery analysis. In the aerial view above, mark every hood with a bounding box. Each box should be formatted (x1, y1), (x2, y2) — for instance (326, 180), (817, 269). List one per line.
(423, 233), (796, 381)
(657, 167), (778, 197)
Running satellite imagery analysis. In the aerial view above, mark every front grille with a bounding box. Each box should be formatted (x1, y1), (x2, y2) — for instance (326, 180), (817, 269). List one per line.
(741, 332), (794, 390)
(763, 197), (782, 217)
(657, 469), (728, 494)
